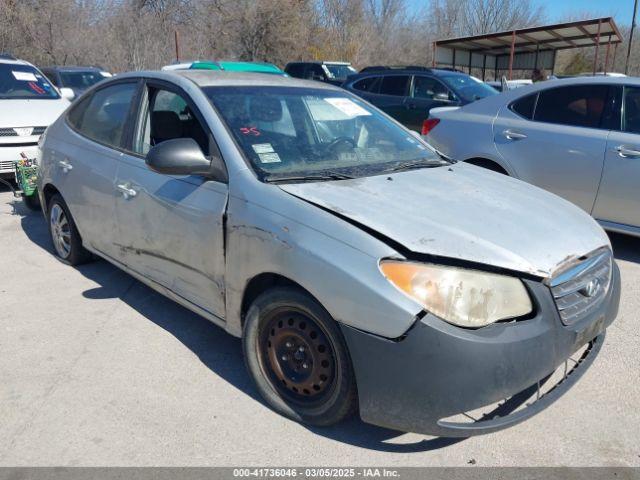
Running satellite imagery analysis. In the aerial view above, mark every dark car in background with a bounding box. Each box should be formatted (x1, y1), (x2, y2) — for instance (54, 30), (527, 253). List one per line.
(342, 66), (497, 132)
(284, 61), (356, 86)
(40, 66), (112, 99)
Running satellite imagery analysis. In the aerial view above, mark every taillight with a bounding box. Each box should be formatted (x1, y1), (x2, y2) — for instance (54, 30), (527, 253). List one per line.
(421, 118), (440, 135)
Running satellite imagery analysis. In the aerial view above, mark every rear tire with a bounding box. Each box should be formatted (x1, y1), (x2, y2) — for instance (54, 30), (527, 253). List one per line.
(47, 194), (92, 265)
(243, 287), (357, 426)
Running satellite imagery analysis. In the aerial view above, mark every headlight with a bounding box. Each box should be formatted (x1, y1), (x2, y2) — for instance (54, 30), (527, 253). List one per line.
(379, 260), (532, 328)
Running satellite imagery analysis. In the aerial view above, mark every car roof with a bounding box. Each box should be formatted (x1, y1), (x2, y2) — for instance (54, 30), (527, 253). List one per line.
(116, 70), (343, 91)
(457, 75), (640, 114)
(348, 68), (467, 79)
(43, 66), (103, 71)
(0, 57), (35, 67)
(286, 61), (351, 66)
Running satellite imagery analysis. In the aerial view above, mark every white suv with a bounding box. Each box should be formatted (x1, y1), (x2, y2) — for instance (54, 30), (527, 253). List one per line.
(0, 54), (72, 179)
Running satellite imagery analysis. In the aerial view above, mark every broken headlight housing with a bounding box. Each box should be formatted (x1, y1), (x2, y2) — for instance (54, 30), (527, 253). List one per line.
(379, 260), (532, 328)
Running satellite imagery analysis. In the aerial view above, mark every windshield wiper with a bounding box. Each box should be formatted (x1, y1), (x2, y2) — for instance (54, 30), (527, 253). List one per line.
(264, 171), (355, 183)
(384, 158), (449, 173)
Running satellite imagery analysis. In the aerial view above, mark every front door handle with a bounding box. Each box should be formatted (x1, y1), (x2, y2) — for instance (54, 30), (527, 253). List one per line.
(615, 145), (640, 158)
(58, 159), (72, 173)
(116, 183), (137, 199)
(503, 129), (528, 140)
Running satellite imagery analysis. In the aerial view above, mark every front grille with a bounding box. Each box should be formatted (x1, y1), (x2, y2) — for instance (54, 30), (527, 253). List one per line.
(0, 126), (46, 137)
(550, 248), (612, 325)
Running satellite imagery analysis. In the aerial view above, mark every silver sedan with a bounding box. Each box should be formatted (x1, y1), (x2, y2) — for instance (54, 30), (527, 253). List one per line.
(426, 76), (640, 237)
(37, 71), (619, 437)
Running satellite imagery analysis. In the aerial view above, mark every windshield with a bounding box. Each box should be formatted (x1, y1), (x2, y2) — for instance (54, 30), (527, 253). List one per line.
(441, 74), (497, 102)
(324, 64), (356, 80)
(0, 64), (59, 99)
(204, 86), (446, 182)
(59, 70), (108, 90)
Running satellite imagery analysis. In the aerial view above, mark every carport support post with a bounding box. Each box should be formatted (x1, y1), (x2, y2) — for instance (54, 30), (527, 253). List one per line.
(593, 19), (602, 75)
(534, 43), (540, 69)
(508, 30), (516, 80)
(468, 51), (473, 74)
(452, 48), (456, 70)
(482, 54), (487, 80)
(604, 35), (612, 74)
(432, 42), (437, 67)
(174, 30), (180, 62)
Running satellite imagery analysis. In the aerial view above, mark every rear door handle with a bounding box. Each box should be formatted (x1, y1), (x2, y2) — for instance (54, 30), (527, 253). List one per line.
(503, 129), (527, 140)
(58, 159), (72, 173)
(615, 145), (640, 158)
(116, 183), (137, 199)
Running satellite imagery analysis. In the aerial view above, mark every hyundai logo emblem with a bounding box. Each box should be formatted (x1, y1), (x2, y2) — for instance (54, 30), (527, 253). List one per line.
(581, 278), (601, 298)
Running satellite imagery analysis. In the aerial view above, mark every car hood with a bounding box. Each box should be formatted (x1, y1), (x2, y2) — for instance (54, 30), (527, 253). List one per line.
(279, 163), (610, 278)
(0, 98), (69, 128)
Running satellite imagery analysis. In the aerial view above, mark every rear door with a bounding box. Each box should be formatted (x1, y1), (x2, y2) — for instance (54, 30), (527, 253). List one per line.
(54, 80), (139, 258)
(403, 75), (458, 132)
(592, 85), (640, 228)
(493, 84), (613, 213)
(113, 80), (228, 319)
(370, 75), (411, 125)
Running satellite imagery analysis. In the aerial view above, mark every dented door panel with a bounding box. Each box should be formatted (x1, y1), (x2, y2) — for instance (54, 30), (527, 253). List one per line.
(114, 154), (228, 319)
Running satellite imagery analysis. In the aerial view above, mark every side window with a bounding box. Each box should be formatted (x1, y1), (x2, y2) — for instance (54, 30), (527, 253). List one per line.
(623, 86), (640, 134)
(534, 85), (610, 129)
(71, 82), (137, 148)
(413, 76), (450, 100)
(135, 88), (209, 156)
(285, 64), (305, 78)
(379, 75), (410, 97)
(510, 93), (537, 119)
(305, 64), (324, 80)
(352, 76), (381, 93)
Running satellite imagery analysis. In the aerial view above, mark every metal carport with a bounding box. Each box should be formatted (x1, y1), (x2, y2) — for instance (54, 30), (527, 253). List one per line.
(432, 17), (623, 80)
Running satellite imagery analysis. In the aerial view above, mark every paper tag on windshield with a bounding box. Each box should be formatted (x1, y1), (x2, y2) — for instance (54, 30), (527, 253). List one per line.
(258, 152), (281, 163)
(324, 98), (371, 117)
(252, 143), (275, 154)
(12, 71), (38, 81)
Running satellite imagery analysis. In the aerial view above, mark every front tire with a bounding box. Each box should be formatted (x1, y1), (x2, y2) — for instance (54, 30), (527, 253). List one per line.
(243, 287), (357, 426)
(47, 194), (92, 265)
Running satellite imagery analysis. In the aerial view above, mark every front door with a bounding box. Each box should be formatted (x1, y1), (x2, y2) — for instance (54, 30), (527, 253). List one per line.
(493, 84), (613, 213)
(592, 85), (640, 228)
(114, 82), (228, 319)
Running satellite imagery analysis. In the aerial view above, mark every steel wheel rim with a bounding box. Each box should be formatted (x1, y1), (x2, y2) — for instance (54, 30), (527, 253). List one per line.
(259, 310), (337, 406)
(50, 204), (71, 259)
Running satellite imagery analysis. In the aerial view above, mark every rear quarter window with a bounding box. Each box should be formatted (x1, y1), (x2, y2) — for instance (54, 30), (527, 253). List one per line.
(510, 93), (537, 119)
(352, 76), (381, 93)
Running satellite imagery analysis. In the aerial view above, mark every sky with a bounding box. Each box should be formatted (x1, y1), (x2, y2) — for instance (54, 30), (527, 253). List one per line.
(532, 0), (637, 25)
(407, 0), (638, 26)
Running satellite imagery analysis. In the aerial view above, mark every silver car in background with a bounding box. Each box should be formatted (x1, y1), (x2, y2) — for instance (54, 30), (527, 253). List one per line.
(426, 77), (640, 237)
(37, 71), (619, 437)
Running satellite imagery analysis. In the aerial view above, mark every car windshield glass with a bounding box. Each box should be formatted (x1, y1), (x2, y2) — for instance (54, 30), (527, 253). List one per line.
(440, 74), (497, 102)
(325, 64), (356, 80)
(59, 70), (107, 90)
(0, 64), (59, 99)
(204, 86), (446, 182)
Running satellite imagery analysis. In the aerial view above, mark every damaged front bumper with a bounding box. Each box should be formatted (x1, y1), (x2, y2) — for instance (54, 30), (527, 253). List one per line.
(341, 261), (621, 437)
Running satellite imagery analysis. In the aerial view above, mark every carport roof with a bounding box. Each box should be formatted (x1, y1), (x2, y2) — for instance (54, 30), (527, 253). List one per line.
(435, 17), (622, 55)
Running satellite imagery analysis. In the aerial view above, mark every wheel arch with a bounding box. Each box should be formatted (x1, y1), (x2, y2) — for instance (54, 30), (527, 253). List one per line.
(463, 157), (510, 175)
(240, 273), (322, 330)
(42, 183), (62, 211)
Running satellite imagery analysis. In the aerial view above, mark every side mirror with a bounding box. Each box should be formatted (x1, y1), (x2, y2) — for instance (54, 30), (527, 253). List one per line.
(146, 138), (216, 177)
(434, 92), (451, 102)
(59, 87), (75, 101)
